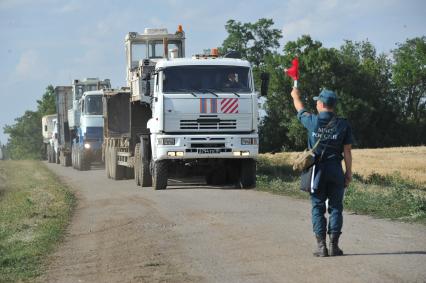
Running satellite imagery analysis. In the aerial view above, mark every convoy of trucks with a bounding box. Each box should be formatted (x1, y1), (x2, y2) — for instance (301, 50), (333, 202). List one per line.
(42, 25), (268, 189)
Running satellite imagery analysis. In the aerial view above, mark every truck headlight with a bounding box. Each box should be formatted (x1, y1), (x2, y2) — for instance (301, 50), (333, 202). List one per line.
(84, 143), (91, 149)
(157, 138), (175, 145)
(241, 138), (258, 145)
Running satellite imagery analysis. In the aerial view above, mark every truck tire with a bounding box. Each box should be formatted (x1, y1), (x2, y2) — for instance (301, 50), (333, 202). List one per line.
(76, 148), (81, 170)
(134, 143), (141, 186)
(64, 153), (71, 167)
(72, 145), (76, 169)
(47, 145), (52, 163)
(152, 160), (168, 190)
(140, 139), (152, 187)
(111, 146), (124, 180)
(105, 146), (111, 178)
(79, 148), (89, 171)
(239, 159), (256, 189)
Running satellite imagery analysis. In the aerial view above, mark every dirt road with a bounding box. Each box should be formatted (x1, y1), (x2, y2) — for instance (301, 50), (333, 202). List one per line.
(42, 163), (426, 283)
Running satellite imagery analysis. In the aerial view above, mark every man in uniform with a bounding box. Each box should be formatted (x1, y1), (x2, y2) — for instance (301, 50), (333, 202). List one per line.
(290, 87), (353, 257)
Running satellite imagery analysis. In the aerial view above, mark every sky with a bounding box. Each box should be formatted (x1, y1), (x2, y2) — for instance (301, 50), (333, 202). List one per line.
(1, 0), (425, 144)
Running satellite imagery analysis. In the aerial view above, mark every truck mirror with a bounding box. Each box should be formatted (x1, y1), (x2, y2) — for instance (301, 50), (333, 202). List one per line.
(142, 73), (151, 80)
(144, 80), (151, 96)
(260, 72), (270, 96)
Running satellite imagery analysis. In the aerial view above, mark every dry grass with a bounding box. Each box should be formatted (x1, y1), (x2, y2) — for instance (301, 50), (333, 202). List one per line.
(260, 146), (426, 186)
(351, 146), (426, 186)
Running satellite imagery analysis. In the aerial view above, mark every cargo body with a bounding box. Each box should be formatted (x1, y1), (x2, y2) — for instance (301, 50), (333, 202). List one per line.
(54, 86), (73, 166)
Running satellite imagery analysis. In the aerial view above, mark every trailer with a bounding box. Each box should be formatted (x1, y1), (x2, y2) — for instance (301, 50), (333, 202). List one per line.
(103, 26), (269, 190)
(54, 86), (73, 166)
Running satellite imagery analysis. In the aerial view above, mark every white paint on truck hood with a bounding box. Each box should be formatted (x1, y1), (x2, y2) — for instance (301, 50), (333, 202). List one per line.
(163, 94), (253, 132)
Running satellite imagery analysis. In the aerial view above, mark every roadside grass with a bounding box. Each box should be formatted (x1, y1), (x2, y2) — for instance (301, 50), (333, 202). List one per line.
(257, 150), (426, 224)
(0, 160), (75, 282)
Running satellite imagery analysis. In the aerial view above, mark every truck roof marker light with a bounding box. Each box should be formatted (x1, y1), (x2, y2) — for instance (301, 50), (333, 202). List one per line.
(211, 48), (219, 57)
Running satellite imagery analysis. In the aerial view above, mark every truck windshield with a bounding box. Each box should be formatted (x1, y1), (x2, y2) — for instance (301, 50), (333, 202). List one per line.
(84, 95), (103, 115)
(162, 66), (251, 93)
(131, 40), (182, 62)
(75, 83), (110, 100)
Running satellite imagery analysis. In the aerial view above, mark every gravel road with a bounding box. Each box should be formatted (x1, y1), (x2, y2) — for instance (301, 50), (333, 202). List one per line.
(41, 162), (426, 283)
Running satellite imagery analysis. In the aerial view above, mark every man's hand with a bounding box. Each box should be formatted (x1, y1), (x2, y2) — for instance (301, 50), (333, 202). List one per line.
(344, 172), (352, 188)
(291, 87), (300, 99)
(290, 87), (304, 111)
(343, 144), (352, 188)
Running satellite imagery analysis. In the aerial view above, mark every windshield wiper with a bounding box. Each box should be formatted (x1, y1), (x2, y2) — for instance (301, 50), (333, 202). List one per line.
(215, 88), (240, 97)
(199, 88), (219, 97)
(170, 89), (197, 97)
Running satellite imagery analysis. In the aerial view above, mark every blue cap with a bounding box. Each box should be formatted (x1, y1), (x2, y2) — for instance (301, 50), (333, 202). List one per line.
(313, 89), (337, 106)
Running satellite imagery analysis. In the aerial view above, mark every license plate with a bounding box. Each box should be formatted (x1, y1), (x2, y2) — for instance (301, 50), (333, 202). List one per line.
(197, 148), (221, 154)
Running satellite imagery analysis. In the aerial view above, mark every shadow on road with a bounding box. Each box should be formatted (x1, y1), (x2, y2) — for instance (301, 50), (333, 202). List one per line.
(345, 251), (426, 256)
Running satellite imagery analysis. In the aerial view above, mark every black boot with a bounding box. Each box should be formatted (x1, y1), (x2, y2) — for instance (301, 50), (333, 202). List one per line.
(313, 234), (328, 257)
(329, 233), (343, 256)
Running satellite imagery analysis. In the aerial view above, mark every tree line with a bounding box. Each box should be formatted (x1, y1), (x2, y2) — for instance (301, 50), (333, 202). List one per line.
(220, 18), (425, 152)
(3, 19), (425, 159)
(3, 86), (55, 159)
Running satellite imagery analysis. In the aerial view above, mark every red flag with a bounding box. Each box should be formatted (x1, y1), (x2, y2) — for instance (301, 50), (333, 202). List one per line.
(285, 57), (299, 81)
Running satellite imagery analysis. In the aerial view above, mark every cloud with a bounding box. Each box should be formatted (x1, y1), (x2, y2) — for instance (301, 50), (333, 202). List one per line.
(54, 2), (80, 14)
(14, 50), (48, 80)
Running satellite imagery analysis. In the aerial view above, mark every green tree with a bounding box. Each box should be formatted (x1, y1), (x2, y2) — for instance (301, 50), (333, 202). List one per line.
(391, 37), (426, 144)
(220, 18), (282, 68)
(259, 36), (399, 151)
(3, 85), (56, 159)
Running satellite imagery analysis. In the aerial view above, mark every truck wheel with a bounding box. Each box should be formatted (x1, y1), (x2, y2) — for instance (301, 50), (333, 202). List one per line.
(79, 149), (89, 171)
(105, 146), (111, 178)
(134, 144), (141, 186)
(140, 140), (152, 187)
(72, 145), (76, 169)
(239, 159), (256, 189)
(152, 160), (168, 190)
(65, 152), (71, 167)
(76, 148), (81, 170)
(111, 147), (124, 180)
(46, 144), (52, 163)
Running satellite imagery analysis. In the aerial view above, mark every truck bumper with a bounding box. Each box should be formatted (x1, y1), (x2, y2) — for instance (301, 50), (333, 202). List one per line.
(153, 133), (258, 161)
(82, 141), (103, 161)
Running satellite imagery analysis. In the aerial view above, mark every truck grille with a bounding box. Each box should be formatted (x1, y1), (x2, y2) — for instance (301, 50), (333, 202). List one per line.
(180, 119), (237, 130)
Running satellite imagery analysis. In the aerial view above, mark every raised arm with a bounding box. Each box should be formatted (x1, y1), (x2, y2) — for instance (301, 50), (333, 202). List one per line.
(290, 87), (304, 112)
(343, 144), (352, 188)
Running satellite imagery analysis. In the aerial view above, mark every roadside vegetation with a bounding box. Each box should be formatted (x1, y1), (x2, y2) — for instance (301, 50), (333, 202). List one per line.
(257, 147), (426, 224)
(0, 160), (75, 282)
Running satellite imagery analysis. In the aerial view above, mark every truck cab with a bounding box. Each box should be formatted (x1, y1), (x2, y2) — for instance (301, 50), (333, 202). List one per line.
(75, 90), (103, 162)
(103, 26), (268, 190)
(50, 118), (59, 163)
(68, 78), (110, 170)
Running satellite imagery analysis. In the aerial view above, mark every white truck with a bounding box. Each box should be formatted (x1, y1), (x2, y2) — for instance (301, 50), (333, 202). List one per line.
(103, 26), (269, 190)
(70, 83), (109, 171)
(42, 114), (59, 163)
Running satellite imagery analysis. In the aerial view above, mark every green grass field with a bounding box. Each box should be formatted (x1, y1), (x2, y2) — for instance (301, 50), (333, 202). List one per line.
(0, 160), (75, 282)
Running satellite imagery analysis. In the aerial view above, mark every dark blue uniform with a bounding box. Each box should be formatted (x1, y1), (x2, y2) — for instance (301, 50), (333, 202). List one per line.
(297, 109), (353, 236)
